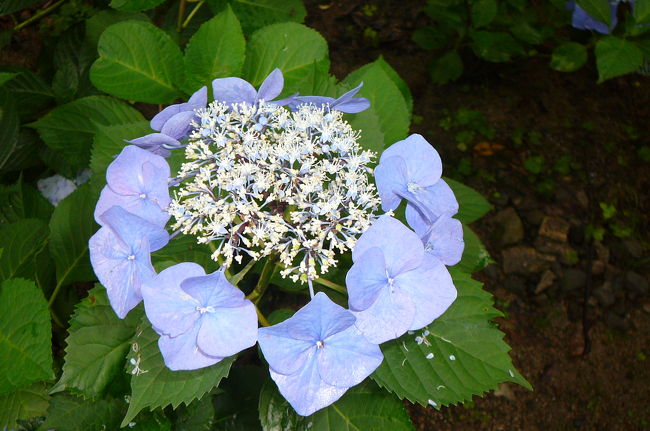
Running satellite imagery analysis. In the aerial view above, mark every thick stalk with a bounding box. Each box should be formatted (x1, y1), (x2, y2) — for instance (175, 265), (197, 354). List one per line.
(255, 305), (270, 327)
(246, 255), (276, 304)
(313, 277), (347, 295)
(176, 0), (188, 32)
(181, 0), (205, 29)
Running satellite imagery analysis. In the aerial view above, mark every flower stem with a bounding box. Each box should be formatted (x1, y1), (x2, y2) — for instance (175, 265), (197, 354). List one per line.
(176, 0), (188, 32)
(313, 277), (347, 295)
(50, 308), (65, 328)
(181, 0), (205, 30)
(14, 0), (65, 31)
(246, 255), (276, 304)
(47, 279), (65, 309)
(229, 258), (256, 286)
(255, 305), (270, 327)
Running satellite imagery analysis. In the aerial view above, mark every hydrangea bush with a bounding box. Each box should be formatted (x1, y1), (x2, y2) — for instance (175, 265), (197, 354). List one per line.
(0, 2), (530, 429)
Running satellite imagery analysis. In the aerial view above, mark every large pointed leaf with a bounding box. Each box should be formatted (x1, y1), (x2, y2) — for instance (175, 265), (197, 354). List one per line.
(259, 380), (414, 431)
(52, 286), (140, 397)
(0, 89), (19, 171)
(0, 180), (53, 225)
(122, 318), (235, 426)
(444, 177), (492, 224)
(455, 225), (493, 274)
(225, 0), (307, 35)
(0, 279), (53, 395)
(48, 184), (98, 287)
(343, 60), (410, 149)
(0, 382), (50, 430)
(371, 270), (531, 407)
(0, 219), (49, 283)
(595, 36), (644, 83)
(38, 393), (125, 431)
(183, 5), (246, 94)
(242, 23), (329, 93)
(29, 95), (143, 171)
(90, 21), (184, 103)
(0, 67), (54, 121)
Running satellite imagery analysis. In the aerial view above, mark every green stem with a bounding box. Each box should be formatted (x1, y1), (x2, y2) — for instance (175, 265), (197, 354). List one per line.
(229, 258), (256, 286)
(47, 279), (65, 309)
(246, 255), (276, 304)
(181, 0), (205, 30)
(177, 0), (188, 32)
(255, 305), (270, 327)
(50, 308), (65, 328)
(313, 277), (347, 295)
(14, 0), (65, 31)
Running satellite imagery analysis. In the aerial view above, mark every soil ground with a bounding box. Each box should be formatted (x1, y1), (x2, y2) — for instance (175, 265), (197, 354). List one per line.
(304, 1), (650, 430)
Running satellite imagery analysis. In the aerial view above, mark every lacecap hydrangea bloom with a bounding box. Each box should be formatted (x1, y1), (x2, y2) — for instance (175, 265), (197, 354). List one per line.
(89, 68), (464, 415)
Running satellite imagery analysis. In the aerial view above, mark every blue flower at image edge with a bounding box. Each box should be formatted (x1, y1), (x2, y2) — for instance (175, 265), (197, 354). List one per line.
(258, 292), (383, 416)
(567, 0), (632, 34)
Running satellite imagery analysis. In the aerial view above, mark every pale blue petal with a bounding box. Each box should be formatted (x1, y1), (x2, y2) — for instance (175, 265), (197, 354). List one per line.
(140, 262), (205, 337)
(127, 133), (176, 157)
(37, 175), (76, 206)
(98, 206), (169, 251)
(89, 227), (153, 318)
(105, 146), (170, 197)
(256, 68), (284, 102)
(196, 301), (257, 357)
(395, 254), (457, 330)
(379, 134), (442, 187)
(345, 247), (388, 311)
(150, 104), (182, 131)
(269, 353), (348, 416)
(407, 179), (459, 223)
(182, 86), (207, 110)
(94, 185), (170, 228)
(352, 215), (423, 276)
(423, 216), (464, 266)
(317, 325), (383, 387)
(331, 98), (370, 113)
(180, 271), (245, 308)
(374, 156), (408, 211)
(160, 110), (196, 140)
(258, 325), (314, 375)
(212, 77), (257, 106)
(353, 287), (415, 344)
(294, 96), (334, 108)
(287, 292), (355, 341)
(158, 325), (223, 371)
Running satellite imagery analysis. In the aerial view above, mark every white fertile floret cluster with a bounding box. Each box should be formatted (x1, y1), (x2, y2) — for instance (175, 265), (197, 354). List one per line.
(168, 100), (380, 281)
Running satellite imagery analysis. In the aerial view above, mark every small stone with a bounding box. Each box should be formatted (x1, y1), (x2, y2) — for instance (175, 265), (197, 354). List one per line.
(575, 189), (589, 209)
(593, 282), (615, 307)
(492, 207), (524, 247)
(523, 209), (545, 226)
(591, 260), (606, 276)
(605, 311), (629, 331)
(534, 236), (577, 265)
(624, 271), (649, 298)
(502, 246), (555, 275)
(538, 216), (571, 242)
(642, 302), (650, 314)
(594, 242), (610, 264)
(535, 269), (556, 294)
(494, 382), (516, 400)
(622, 238), (643, 259)
(561, 268), (587, 292)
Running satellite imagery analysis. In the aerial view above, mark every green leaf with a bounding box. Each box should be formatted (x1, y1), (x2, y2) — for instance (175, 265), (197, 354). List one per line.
(259, 380), (414, 431)
(0, 382), (50, 430)
(0, 72), (17, 86)
(110, 0), (166, 11)
(242, 23), (329, 92)
(455, 225), (493, 273)
(346, 106), (386, 154)
(48, 184), (98, 287)
(85, 10), (150, 48)
(213, 365), (266, 430)
(576, 0), (611, 26)
(52, 286), (140, 397)
(2, 128), (44, 173)
(90, 21), (184, 103)
(0, 219), (49, 282)
(429, 50), (464, 85)
(371, 270), (531, 407)
(595, 36), (644, 82)
(0, 67), (54, 121)
(0, 180), (53, 224)
(38, 393), (125, 431)
(471, 0), (498, 28)
(510, 22), (547, 45)
(471, 31), (525, 62)
(0, 278), (53, 395)
(0, 89), (19, 171)
(412, 26), (450, 51)
(444, 177), (492, 224)
(0, 0), (45, 16)
(550, 42), (588, 72)
(174, 395), (216, 431)
(183, 6), (246, 94)
(375, 56), (413, 116)
(343, 59), (410, 149)
(219, 0), (307, 35)
(29, 95), (143, 171)
(122, 318), (235, 426)
(151, 234), (219, 274)
(634, 0), (650, 24)
(90, 120), (150, 184)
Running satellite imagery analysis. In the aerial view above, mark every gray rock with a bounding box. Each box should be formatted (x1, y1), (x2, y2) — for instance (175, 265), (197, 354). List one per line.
(622, 238), (643, 259)
(492, 207), (524, 247)
(561, 268), (587, 292)
(524, 209), (545, 226)
(538, 216), (571, 242)
(593, 282), (616, 307)
(624, 271), (649, 298)
(502, 246), (555, 275)
(605, 311), (629, 331)
(534, 236), (578, 265)
(535, 269), (556, 294)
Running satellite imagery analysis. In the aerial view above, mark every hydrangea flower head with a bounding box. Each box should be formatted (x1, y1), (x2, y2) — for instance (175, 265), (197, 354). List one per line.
(141, 262), (257, 370)
(258, 292), (383, 416)
(169, 99), (380, 280)
(374, 134), (458, 226)
(94, 145), (171, 227)
(89, 205), (169, 318)
(345, 215), (456, 343)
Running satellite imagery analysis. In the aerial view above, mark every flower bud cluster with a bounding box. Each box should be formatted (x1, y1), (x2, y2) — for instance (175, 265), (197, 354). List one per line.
(168, 100), (380, 280)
